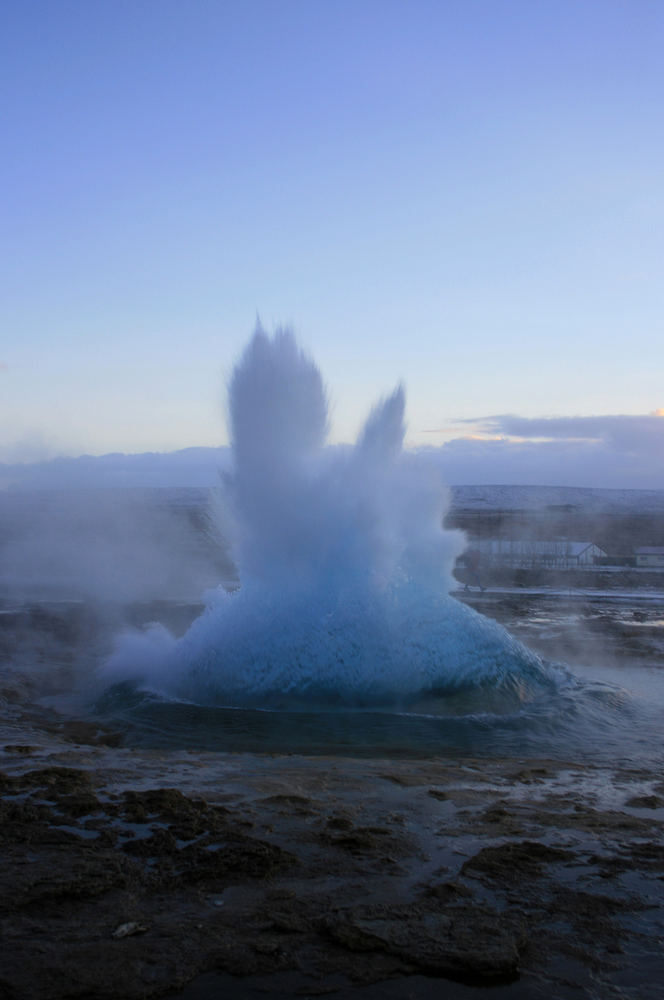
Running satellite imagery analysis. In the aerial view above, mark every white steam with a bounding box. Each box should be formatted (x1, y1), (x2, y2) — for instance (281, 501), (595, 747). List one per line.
(103, 325), (549, 705)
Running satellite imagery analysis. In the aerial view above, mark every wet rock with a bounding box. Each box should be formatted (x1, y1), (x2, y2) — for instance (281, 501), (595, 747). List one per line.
(567, 805), (656, 833)
(2, 766), (103, 822)
(326, 902), (523, 983)
(480, 803), (525, 834)
(325, 813), (354, 831)
(1, 736), (663, 999)
(121, 787), (229, 839)
(322, 826), (391, 853)
(261, 793), (313, 809)
(0, 797), (55, 830)
(58, 791), (103, 818)
(1, 844), (138, 909)
(0, 667), (37, 703)
(549, 886), (645, 958)
(1, 916), (209, 1000)
(462, 840), (573, 880)
(178, 837), (295, 883)
(319, 821), (412, 860)
(112, 921), (148, 939)
(122, 827), (179, 858)
(379, 772), (427, 787)
(115, 787), (296, 883)
(255, 898), (312, 934)
(421, 880), (474, 902)
(58, 720), (124, 747)
(553, 887), (643, 919)
(623, 841), (664, 869)
(625, 793), (664, 809)
(17, 766), (96, 793)
(211, 936), (292, 977)
(509, 767), (550, 783)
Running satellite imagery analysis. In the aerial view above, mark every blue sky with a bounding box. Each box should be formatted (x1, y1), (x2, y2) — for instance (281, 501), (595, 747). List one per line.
(2, 1), (663, 482)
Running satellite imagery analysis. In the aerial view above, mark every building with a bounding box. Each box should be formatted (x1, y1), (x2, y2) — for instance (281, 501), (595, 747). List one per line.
(634, 547), (664, 568)
(475, 539), (607, 570)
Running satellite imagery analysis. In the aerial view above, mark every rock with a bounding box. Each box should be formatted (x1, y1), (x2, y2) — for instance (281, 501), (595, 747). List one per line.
(1, 844), (138, 909)
(19, 766), (96, 790)
(625, 793), (664, 809)
(462, 840), (574, 880)
(112, 922), (148, 939)
(327, 902), (524, 983)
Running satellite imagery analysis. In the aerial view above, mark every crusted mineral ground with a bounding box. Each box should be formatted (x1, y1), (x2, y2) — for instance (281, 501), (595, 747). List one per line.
(1, 709), (663, 1000)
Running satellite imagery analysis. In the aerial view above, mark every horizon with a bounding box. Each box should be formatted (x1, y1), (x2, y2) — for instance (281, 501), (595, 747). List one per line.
(3, 438), (664, 494)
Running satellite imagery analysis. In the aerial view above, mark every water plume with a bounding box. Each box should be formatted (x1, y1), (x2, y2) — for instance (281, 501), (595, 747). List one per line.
(103, 325), (556, 709)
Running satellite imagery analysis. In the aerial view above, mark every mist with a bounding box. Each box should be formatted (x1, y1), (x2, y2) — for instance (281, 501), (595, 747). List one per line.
(0, 488), (233, 606)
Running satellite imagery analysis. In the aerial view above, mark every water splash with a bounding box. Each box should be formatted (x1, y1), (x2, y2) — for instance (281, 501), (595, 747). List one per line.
(102, 325), (556, 709)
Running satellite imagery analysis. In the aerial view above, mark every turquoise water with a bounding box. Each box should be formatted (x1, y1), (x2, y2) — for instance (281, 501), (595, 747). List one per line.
(94, 592), (663, 767)
(94, 330), (664, 768)
(94, 664), (658, 766)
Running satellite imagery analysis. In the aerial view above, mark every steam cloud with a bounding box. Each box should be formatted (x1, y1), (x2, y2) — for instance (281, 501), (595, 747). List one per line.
(102, 325), (555, 708)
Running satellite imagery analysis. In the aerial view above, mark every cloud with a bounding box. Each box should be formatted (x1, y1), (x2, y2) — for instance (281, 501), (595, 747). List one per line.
(454, 413), (664, 453)
(423, 414), (664, 488)
(0, 362), (8, 373)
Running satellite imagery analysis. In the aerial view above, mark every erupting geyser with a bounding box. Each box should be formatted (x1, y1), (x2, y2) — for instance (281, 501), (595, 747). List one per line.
(103, 325), (555, 710)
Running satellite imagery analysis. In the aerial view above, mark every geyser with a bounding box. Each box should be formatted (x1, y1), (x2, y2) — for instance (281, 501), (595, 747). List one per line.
(103, 326), (555, 709)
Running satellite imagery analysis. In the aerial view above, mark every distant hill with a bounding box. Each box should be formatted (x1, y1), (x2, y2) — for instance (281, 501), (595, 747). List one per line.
(0, 447), (230, 491)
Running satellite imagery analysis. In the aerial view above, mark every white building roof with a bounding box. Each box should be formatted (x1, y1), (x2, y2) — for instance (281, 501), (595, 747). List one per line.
(477, 540), (604, 556)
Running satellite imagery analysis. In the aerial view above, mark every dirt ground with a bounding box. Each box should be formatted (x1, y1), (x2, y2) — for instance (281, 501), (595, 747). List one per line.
(1, 697), (663, 1000)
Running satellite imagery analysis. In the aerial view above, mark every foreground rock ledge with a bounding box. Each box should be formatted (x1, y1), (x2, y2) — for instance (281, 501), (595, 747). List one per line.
(1, 734), (663, 999)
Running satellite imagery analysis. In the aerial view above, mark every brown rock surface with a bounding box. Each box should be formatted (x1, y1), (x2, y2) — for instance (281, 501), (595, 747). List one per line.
(0, 732), (662, 1000)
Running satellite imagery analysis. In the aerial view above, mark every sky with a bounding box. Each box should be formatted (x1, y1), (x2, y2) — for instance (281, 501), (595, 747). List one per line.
(2, 0), (663, 486)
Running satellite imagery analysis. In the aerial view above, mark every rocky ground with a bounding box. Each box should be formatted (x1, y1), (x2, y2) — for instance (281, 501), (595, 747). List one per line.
(1, 699), (663, 1000)
(1, 591), (664, 999)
